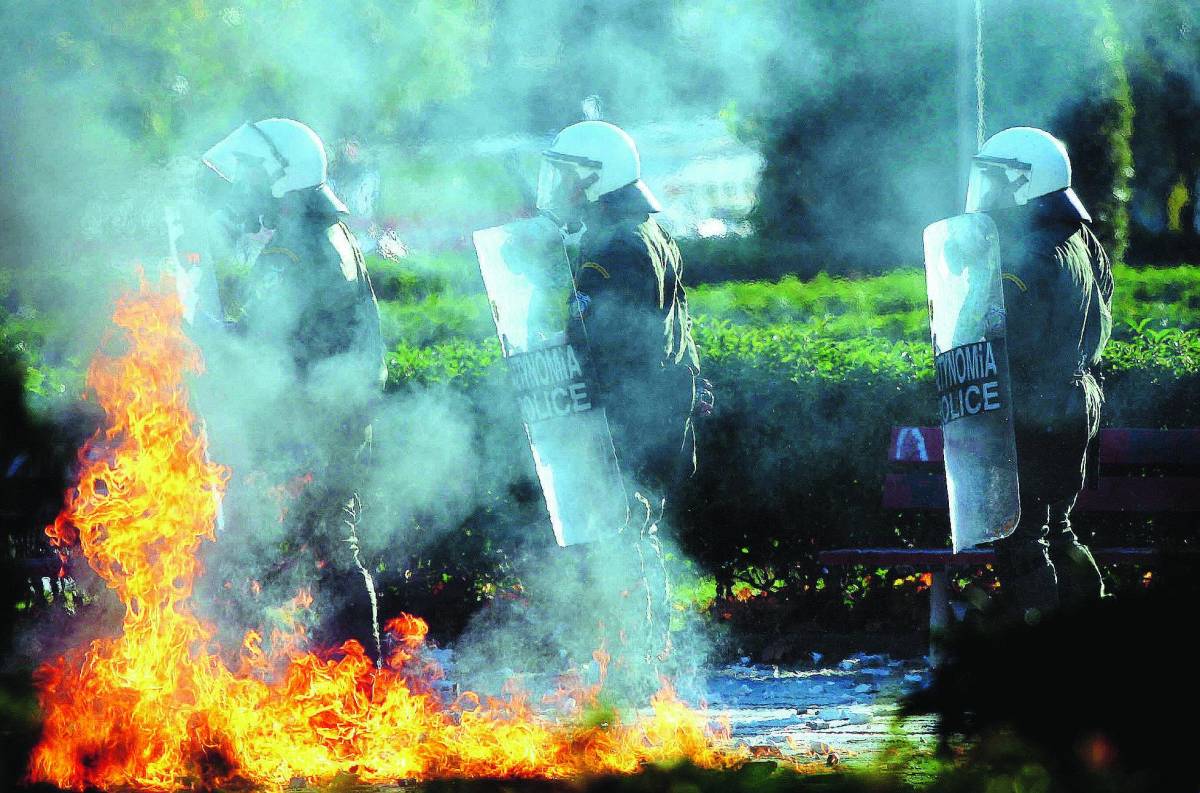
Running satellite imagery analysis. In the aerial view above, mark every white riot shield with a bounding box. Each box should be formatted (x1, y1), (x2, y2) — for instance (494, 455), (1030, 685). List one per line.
(474, 216), (628, 546)
(923, 213), (1020, 552)
(165, 205), (224, 330)
(163, 204), (227, 532)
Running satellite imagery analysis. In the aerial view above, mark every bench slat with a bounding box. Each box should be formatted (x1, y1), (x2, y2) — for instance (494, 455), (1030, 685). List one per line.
(883, 472), (1200, 512)
(1098, 428), (1200, 466)
(889, 426), (1200, 467)
(882, 472), (948, 509)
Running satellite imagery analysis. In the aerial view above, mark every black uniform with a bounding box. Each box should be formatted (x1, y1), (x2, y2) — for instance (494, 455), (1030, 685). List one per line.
(990, 189), (1114, 614)
(241, 214), (384, 389)
(231, 205), (384, 647)
(568, 187), (700, 508)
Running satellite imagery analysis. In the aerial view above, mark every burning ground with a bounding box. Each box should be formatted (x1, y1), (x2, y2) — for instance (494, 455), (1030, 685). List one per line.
(25, 278), (750, 791)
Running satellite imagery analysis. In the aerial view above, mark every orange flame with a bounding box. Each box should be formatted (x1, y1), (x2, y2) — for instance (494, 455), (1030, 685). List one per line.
(29, 277), (744, 790)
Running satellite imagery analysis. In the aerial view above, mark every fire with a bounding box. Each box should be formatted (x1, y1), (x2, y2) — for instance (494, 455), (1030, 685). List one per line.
(29, 277), (745, 791)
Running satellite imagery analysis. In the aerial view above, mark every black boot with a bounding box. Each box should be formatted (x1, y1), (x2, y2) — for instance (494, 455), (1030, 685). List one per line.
(1049, 540), (1105, 608)
(1047, 499), (1105, 609)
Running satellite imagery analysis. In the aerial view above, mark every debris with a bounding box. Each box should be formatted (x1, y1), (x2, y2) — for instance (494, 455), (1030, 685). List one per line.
(749, 745), (785, 759)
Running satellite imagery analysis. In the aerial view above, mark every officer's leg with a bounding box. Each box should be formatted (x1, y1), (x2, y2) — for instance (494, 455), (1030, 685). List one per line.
(580, 497), (664, 702)
(997, 419), (1069, 620)
(992, 498), (1059, 620)
(303, 424), (382, 659)
(1046, 496), (1105, 607)
(1046, 381), (1105, 607)
(632, 487), (672, 663)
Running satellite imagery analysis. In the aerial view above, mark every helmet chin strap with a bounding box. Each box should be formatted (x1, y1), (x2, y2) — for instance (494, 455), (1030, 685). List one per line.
(540, 207), (586, 236)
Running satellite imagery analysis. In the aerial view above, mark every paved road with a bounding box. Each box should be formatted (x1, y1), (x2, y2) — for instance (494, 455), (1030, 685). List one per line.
(702, 654), (939, 769)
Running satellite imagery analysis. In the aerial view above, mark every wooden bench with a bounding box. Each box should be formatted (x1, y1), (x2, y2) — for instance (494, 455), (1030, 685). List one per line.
(882, 426), (1200, 512)
(819, 426), (1200, 659)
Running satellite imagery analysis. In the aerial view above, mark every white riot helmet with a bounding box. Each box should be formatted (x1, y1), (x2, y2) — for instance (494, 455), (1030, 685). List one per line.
(202, 118), (348, 214)
(536, 120), (661, 226)
(965, 126), (1089, 220)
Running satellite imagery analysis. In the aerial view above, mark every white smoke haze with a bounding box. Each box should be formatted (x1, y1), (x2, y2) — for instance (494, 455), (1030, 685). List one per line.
(1, 0), (1195, 697)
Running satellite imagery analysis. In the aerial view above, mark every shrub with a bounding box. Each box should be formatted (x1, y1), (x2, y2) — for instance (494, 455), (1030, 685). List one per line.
(381, 310), (1200, 624)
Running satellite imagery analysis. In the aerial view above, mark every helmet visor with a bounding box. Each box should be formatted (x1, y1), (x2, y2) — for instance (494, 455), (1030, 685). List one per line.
(536, 159), (587, 226)
(965, 156), (1032, 213)
(201, 122), (285, 185)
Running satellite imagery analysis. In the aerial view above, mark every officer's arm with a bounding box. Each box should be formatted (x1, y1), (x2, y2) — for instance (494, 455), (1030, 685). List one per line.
(233, 248), (294, 334)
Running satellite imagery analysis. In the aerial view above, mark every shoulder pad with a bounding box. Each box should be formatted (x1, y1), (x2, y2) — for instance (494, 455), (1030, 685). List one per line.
(259, 245), (301, 265)
(326, 222), (361, 282)
(579, 261), (611, 279)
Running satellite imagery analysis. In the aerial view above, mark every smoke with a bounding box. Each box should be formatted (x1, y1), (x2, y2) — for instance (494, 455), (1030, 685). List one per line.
(2, 0), (1197, 702)
(451, 530), (713, 704)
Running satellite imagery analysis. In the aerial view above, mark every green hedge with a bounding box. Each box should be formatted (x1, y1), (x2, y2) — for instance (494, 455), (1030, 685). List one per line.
(7, 265), (1199, 631)
(381, 306), (1200, 626)
(365, 259), (1200, 350)
(688, 265), (1200, 339)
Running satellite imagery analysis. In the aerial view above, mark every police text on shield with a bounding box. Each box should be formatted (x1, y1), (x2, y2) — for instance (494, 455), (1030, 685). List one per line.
(935, 340), (1005, 425)
(507, 343), (592, 424)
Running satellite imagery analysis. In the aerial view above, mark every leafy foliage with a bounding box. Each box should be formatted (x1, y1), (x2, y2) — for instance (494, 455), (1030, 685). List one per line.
(2, 0), (490, 153)
(7, 263), (1200, 634)
(362, 266), (1200, 630)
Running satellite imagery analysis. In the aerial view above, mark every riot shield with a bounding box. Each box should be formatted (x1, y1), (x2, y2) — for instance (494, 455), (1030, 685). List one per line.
(923, 213), (1020, 552)
(474, 216), (628, 546)
(165, 205), (224, 330)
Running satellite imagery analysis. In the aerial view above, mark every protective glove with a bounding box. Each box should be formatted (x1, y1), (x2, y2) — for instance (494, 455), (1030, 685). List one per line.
(569, 291), (592, 319)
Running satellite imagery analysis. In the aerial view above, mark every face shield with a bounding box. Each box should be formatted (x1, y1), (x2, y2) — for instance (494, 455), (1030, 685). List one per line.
(536, 152), (600, 228)
(965, 155), (1032, 213)
(201, 122), (288, 186)
(201, 123), (291, 232)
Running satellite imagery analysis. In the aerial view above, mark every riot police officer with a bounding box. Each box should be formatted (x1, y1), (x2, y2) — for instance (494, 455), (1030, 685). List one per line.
(201, 118), (385, 389)
(536, 120), (710, 516)
(965, 126), (1115, 618)
(531, 120), (712, 684)
(198, 118), (385, 652)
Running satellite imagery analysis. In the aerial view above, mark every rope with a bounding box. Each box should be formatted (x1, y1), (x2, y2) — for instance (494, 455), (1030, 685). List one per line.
(975, 0), (985, 148)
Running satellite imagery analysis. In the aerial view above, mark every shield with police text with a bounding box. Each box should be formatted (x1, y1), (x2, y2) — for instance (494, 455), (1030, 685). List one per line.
(474, 216), (628, 546)
(923, 213), (1020, 552)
